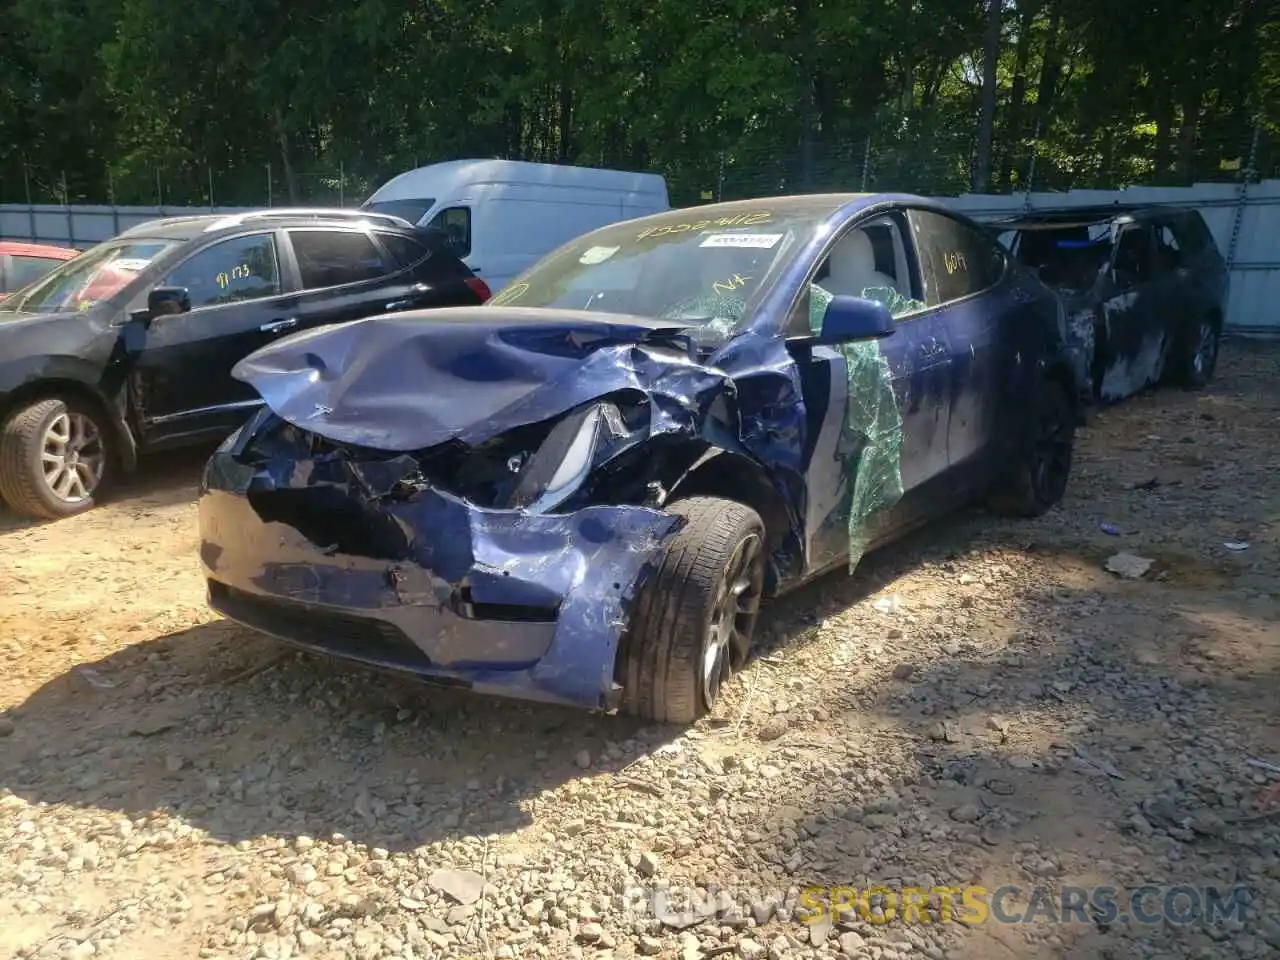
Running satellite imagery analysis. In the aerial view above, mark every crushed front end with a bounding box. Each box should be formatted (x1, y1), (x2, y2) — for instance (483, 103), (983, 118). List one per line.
(198, 402), (685, 710)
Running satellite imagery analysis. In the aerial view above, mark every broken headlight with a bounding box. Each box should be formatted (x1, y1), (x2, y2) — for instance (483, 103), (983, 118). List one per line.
(506, 401), (630, 513)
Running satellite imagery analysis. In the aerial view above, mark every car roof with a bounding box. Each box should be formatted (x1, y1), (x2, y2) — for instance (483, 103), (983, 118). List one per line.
(115, 208), (419, 242)
(0, 241), (79, 258)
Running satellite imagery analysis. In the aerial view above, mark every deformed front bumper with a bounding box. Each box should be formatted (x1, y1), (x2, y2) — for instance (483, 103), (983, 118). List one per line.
(198, 452), (681, 710)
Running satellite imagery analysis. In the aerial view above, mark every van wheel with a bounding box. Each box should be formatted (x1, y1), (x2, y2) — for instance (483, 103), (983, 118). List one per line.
(621, 497), (766, 724)
(988, 380), (1074, 518)
(1168, 315), (1221, 389)
(0, 397), (112, 519)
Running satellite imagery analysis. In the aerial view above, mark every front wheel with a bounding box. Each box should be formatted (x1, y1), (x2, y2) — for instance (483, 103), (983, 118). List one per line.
(620, 497), (766, 724)
(988, 379), (1075, 518)
(0, 397), (112, 519)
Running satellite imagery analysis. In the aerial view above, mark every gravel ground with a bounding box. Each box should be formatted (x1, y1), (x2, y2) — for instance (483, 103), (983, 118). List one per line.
(2, 342), (1279, 960)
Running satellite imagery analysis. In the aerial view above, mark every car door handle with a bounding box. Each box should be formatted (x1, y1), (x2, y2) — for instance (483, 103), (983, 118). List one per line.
(385, 283), (430, 311)
(260, 318), (299, 333)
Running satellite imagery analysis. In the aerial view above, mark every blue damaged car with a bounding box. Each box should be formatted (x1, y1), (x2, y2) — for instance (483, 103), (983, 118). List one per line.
(197, 194), (1079, 723)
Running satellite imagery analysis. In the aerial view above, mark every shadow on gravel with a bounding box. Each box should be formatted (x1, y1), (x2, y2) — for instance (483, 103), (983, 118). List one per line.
(0, 504), (992, 856)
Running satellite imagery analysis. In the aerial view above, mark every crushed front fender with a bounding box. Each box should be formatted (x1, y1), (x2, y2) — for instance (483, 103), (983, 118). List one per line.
(199, 451), (681, 710)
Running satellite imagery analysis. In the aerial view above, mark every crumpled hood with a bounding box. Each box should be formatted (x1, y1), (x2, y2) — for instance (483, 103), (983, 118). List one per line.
(232, 307), (735, 451)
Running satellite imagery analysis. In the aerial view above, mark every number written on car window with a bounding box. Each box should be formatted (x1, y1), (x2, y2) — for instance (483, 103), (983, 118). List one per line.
(162, 234), (281, 309)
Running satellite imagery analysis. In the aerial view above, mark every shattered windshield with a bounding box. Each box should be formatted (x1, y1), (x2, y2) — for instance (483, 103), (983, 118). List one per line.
(487, 198), (847, 335)
(2, 239), (179, 314)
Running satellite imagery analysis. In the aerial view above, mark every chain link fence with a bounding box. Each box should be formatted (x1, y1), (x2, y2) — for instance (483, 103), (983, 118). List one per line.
(2, 112), (1275, 213)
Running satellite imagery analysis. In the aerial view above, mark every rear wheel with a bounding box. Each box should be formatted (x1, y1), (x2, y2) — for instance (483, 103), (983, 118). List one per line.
(1168, 315), (1221, 389)
(621, 497), (766, 724)
(988, 379), (1074, 518)
(0, 397), (112, 519)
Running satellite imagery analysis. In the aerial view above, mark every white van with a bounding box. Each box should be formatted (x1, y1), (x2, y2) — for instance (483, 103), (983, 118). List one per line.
(361, 159), (670, 292)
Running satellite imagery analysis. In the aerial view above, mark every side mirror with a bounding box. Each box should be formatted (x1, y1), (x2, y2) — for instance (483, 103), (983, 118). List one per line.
(814, 295), (895, 345)
(148, 286), (191, 318)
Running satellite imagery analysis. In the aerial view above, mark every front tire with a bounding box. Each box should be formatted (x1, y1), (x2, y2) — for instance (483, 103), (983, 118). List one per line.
(0, 397), (112, 519)
(621, 497), (766, 724)
(988, 379), (1074, 518)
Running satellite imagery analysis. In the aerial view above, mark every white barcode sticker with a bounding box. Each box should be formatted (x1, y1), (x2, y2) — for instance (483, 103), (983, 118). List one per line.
(699, 233), (783, 249)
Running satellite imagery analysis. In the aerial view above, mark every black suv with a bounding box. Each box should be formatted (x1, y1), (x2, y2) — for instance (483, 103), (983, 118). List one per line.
(992, 205), (1228, 406)
(0, 208), (490, 519)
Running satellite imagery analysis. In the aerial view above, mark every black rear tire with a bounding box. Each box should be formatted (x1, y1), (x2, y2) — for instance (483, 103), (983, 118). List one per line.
(988, 379), (1074, 518)
(0, 397), (112, 520)
(1168, 315), (1221, 390)
(620, 497), (766, 724)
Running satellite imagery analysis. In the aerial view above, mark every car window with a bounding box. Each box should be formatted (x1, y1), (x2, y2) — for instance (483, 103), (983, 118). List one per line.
(8, 255), (67, 290)
(362, 198), (435, 225)
(290, 230), (389, 289)
(907, 209), (1007, 306)
(426, 206), (471, 258)
(376, 232), (430, 270)
(1155, 224), (1182, 273)
(1112, 224), (1154, 284)
(2, 240), (177, 314)
(161, 234), (281, 309)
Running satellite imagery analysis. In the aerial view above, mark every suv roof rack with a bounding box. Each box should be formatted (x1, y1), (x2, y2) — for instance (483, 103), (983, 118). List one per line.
(203, 208), (414, 232)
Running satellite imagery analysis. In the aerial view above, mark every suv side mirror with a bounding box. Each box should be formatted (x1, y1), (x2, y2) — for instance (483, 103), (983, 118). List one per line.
(148, 286), (191, 318)
(814, 295), (896, 345)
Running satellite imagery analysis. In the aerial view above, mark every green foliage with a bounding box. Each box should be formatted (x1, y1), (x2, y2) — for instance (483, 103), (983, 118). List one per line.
(0, 0), (1274, 206)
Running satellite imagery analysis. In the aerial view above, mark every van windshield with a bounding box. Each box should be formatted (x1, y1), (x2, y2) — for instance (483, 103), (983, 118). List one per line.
(487, 198), (845, 336)
(362, 198), (435, 225)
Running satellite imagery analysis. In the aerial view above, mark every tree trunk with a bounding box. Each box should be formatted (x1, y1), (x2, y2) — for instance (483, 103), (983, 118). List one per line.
(272, 106), (299, 205)
(1176, 88), (1202, 182)
(998, 0), (1040, 190)
(1031, 0), (1063, 141)
(972, 0), (1002, 193)
(1153, 88), (1173, 184)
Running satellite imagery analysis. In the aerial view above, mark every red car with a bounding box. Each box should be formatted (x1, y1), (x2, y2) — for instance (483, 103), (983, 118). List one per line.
(0, 242), (79, 300)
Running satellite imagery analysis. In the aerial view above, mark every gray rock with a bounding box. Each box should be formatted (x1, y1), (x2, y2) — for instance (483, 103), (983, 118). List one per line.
(429, 868), (486, 905)
(949, 804), (980, 823)
(838, 930), (866, 955)
(637, 852), (660, 877)
(758, 716), (790, 741)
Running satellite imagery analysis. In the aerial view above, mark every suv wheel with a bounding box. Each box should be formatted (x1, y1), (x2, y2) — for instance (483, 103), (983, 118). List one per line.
(1169, 315), (1221, 389)
(0, 397), (112, 519)
(988, 379), (1074, 518)
(620, 497), (766, 724)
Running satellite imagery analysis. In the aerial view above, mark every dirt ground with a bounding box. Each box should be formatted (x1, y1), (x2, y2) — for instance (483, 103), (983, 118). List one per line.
(2, 342), (1279, 960)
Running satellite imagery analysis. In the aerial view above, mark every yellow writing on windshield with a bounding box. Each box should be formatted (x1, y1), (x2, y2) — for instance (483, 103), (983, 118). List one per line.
(216, 263), (253, 289)
(711, 273), (752, 296)
(636, 211), (773, 241)
(489, 282), (529, 306)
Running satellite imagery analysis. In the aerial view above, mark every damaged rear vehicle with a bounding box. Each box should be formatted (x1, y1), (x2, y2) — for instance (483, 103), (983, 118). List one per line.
(993, 205), (1228, 404)
(200, 194), (1080, 723)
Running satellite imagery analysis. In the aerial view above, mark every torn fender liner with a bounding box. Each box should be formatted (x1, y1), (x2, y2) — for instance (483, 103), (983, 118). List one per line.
(200, 454), (681, 709)
(231, 308), (735, 452)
